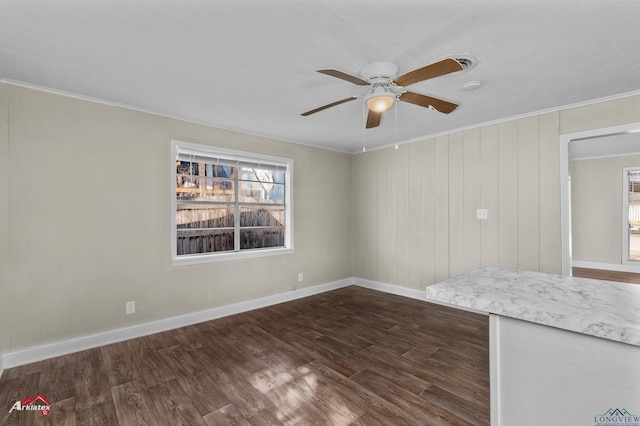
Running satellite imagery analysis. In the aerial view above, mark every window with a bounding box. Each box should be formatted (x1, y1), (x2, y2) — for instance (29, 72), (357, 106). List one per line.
(171, 140), (293, 263)
(623, 167), (640, 262)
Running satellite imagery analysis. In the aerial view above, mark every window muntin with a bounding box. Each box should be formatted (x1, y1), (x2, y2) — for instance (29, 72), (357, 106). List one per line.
(172, 141), (292, 263)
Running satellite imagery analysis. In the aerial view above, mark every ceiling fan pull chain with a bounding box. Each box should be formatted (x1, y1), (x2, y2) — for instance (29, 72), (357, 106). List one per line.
(362, 102), (367, 152)
(395, 100), (399, 150)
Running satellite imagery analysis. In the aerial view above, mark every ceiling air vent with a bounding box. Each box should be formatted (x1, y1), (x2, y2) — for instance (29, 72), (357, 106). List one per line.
(444, 53), (479, 74)
(456, 58), (474, 70)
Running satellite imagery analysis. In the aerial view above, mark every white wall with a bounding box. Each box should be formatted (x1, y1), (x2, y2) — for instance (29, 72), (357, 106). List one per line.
(0, 84), (8, 367)
(352, 94), (640, 289)
(3, 81), (640, 358)
(0, 83), (353, 354)
(352, 114), (562, 289)
(571, 154), (640, 265)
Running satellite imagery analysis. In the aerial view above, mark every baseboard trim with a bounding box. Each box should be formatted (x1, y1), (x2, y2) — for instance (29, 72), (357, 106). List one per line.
(354, 277), (487, 315)
(1, 276), (484, 374)
(353, 277), (427, 301)
(1, 278), (353, 370)
(572, 260), (640, 274)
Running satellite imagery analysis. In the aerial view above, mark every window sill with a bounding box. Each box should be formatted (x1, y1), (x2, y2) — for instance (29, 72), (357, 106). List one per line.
(172, 247), (294, 266)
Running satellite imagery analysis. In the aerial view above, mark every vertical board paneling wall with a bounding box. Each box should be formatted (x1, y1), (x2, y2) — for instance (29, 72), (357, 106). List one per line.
(352, 113), (562, 290)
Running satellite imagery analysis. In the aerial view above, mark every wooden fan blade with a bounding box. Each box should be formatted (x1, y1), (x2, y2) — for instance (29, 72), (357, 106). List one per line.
(301, 96), (358, 116)
(366, 110), (382, 129)
(399, 92), (458, 114)
(317, 69), (371, 86)
(392, 58), (463, 87)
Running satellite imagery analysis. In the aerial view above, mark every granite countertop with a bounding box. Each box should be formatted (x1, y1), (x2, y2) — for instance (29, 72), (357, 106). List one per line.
(425, 267), (640, 346)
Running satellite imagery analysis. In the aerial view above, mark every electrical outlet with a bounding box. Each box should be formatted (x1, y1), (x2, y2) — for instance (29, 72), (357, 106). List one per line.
(125, 301), (136, 315)
(476, 209), (488, 220)
(298, 272), (304, 282)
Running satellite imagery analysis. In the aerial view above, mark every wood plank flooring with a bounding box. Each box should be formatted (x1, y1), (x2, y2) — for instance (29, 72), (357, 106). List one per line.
(572, 267), (640, 285)
(0, 286), (490, 425)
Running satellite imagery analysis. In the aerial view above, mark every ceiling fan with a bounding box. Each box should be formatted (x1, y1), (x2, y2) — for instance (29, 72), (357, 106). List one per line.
(301, 58), (465, 129)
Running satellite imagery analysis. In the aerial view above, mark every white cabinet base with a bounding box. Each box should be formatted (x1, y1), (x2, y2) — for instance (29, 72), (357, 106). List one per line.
(490, 315), (640, 426)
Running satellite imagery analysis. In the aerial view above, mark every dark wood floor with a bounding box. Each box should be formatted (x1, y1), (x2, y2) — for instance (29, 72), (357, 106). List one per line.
(0, 286), (490, 425)
(572, 267), (640, 285)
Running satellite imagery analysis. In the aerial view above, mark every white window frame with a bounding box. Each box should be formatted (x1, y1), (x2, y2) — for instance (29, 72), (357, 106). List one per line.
(623, 166), (640, 264)
(171, 140), (293, 265)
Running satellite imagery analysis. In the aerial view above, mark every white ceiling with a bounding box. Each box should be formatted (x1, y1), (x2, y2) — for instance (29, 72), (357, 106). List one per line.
(1, 1), (639, 153)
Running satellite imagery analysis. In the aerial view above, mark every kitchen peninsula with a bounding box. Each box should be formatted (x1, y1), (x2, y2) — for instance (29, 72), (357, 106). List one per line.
(425, 267), (640, 426)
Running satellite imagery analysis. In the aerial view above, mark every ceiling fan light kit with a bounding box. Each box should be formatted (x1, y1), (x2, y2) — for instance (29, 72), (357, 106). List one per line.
(302, 56), (476, 129)
(365, 87), (395, 113)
